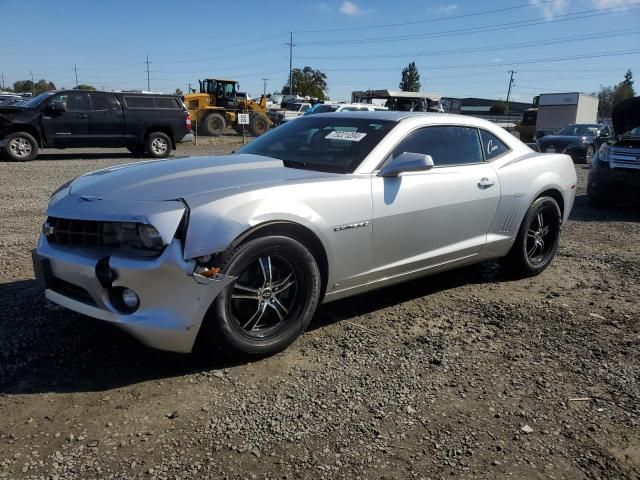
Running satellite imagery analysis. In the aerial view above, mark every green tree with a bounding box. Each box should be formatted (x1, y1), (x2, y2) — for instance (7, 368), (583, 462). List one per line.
(596, 85), (616, 118)
(596, 70), (635, 117)
(75, 84), (96, 90)
(613, 69), (634, 106)
(281, 66), (328, 100)
(13, 79), (56, 95)
(399, 61), (421, 92)
(489, 100), (507, 115)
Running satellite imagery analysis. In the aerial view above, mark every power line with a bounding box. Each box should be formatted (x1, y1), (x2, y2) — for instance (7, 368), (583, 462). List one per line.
(316, 49), (640, 72)
(294, 0), (557, 33)
(300, 28), (639, 61)
(297, 9), (640, 51)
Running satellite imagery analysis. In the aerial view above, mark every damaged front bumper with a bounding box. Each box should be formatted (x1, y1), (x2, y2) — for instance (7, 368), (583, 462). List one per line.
(33, 236), (233, 353)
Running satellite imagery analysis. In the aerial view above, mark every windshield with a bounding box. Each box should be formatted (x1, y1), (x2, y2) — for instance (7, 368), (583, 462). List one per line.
(285, 103), (306, 112)
(236, 116), (396, 173)
(557, 124), (600, 136)
(22, 91), (56, 108)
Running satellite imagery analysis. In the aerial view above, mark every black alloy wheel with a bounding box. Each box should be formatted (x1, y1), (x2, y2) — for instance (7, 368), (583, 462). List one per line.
(505, 196), (561, 276)
(204, 235), (321, 358)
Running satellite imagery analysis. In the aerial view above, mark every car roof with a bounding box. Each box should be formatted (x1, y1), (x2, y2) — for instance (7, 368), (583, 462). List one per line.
(312, 110), (498, 125)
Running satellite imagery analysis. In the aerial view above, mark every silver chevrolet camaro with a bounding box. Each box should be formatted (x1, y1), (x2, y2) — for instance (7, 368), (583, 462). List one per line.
(34, 112), (577, 357)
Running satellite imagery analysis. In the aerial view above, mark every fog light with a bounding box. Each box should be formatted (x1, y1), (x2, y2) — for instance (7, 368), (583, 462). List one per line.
(121, 288), (139, 308)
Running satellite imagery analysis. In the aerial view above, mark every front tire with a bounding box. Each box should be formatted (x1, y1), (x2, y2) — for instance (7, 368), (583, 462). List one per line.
(3, 132), (38, 161)
(145, 132), (171, 158)
(584, 145), (594, 165)
(204, 236), (321, 358)
(505, 196), (562, 277)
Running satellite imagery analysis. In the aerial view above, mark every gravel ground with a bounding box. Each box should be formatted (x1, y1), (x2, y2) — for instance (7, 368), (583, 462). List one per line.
(0, 145), (639, 479)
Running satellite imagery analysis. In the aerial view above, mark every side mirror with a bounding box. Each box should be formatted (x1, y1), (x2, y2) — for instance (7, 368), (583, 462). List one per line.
(49, 102), (67, 113)
(379, 152), (434, 177)
(598, 131), (609, 138)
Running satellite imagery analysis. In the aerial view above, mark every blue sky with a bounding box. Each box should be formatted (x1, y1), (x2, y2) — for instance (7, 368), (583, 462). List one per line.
(1, 0), (639, 103)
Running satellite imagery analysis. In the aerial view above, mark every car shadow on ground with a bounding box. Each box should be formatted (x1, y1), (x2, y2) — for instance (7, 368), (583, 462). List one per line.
(0, 261), (510, 396)
(33, 151), (135, 161)
(569, 194), (640, 223)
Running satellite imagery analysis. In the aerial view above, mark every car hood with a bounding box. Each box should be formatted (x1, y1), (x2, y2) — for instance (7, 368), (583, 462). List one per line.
(538, 135), (590, 145)
(68, 154), (337, 201)
(613, 96), (640, 135)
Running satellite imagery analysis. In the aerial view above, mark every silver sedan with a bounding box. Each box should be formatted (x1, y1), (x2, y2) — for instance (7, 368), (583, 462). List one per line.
(34, 112), (577, 357)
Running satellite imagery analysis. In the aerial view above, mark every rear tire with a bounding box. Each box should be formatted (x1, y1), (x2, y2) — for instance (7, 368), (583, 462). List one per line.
(203, 113), (226, 136)
(3, 132), (38, 161)
(145, 132), (171, 158)
(203, 236), (321, 359)
(248, 113), (270, 136)
(504, 196), (561, 277)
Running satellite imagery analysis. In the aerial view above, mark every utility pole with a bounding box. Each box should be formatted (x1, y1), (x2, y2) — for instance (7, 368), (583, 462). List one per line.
(145, 55), (151, 92)
(188, 82), (192, 93)
(287, 32), (295, 95)
(30, 70), (35, 95)
(1, 72), (5, 90)
(74, 64), (78, 88)
(262, 78), (268, 96)
(505, 70), (516, 115)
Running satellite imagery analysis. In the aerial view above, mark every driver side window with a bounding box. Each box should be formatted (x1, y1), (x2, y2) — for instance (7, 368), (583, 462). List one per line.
(390, 126), (484, 167)
(50, 93), (86, 112)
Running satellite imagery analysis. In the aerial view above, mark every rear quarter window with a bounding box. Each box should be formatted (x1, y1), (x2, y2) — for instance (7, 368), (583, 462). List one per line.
(124, 96), (180, 109)
(479, 130), (510, 160)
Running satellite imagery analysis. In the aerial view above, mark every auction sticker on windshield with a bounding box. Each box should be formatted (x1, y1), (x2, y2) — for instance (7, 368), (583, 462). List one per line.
(325, 131), (367, 141)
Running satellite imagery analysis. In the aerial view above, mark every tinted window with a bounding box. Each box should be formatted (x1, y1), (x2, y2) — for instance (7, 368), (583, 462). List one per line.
(50, 92), (86, 112)
(237, 117), (396, 174)
(390, 126), (483, 166)
(479, 130), (510, 160)
(89, 93), (119, 111)
(124, 96), (154, 108)
(153, 97), (179, 109)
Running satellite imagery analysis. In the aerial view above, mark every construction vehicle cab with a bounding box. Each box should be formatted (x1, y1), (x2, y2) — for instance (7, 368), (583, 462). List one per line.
(184, 78), (271, 137)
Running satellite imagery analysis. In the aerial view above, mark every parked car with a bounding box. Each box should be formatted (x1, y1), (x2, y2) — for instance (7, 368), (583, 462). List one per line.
(0, 90), (193, 161)
(588, 97), (640, 206)
(34, 112), (576, 357)
(275, 102), (311, 124)
(536, 123), (612, 164)
(304, 103), (389, 115)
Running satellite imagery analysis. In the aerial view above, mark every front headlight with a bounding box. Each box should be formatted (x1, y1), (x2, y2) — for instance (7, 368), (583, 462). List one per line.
(596, 144), (610, 164)
(104, 222), (164, 251)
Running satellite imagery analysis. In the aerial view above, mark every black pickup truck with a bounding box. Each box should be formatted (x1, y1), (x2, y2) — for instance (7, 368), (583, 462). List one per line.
(0, 90), (193, 161)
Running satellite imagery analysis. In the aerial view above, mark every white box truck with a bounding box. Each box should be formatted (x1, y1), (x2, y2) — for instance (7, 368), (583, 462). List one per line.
(536, 92), (599, 138)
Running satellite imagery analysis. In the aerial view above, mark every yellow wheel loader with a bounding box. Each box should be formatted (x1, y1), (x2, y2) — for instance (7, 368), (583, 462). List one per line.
(184, 79), (271, 137)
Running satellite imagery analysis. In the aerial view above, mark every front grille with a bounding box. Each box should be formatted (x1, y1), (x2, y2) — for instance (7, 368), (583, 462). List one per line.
(610, 146), (640, 168)
(45, 217), (121, 248)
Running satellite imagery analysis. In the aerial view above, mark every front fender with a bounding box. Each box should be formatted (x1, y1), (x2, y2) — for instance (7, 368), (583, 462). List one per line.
(183, 192), (332, 261)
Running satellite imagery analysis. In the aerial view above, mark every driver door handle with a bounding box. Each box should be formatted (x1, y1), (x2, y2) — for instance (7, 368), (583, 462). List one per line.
(76, 114), (88, 119)
(477, 177), (495, 189)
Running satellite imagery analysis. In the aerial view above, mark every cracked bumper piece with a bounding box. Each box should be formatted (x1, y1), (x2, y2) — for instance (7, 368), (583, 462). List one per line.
(33, 236), (233, 353)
